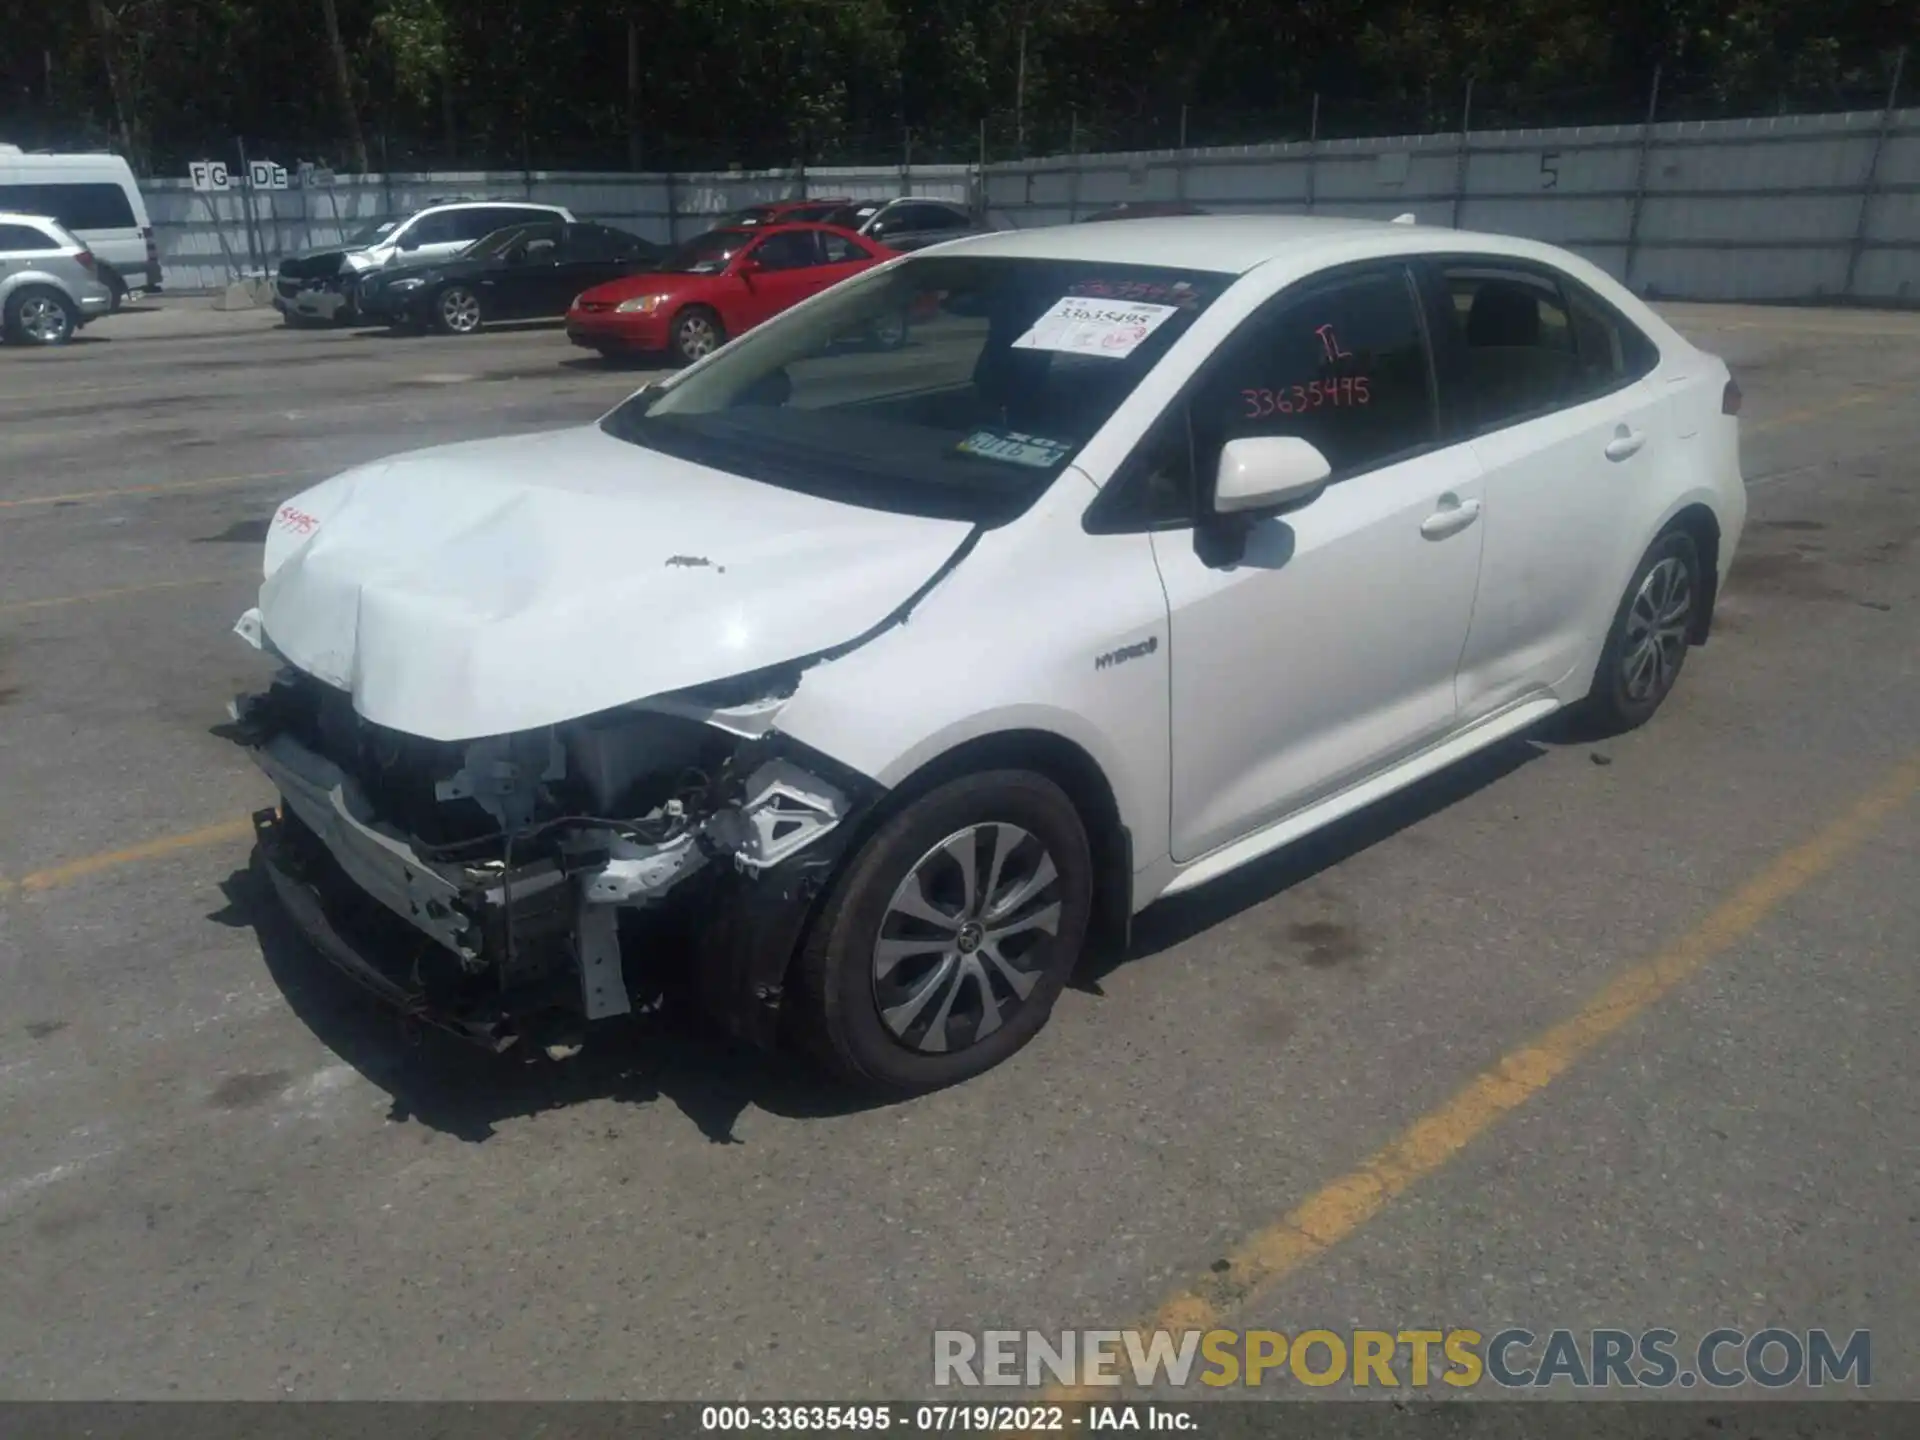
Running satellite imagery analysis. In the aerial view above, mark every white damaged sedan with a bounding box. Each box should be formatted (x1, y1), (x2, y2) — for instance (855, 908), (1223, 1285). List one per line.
(231, 215), (1745, 1092)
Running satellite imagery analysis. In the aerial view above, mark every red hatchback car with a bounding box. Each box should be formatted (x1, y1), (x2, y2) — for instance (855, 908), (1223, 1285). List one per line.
(566, 222), (897, 365)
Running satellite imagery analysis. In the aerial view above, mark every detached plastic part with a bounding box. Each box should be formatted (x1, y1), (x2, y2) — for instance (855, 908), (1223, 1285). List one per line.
(1391, 212), (1417, 225)
(233, 607), (265, 651)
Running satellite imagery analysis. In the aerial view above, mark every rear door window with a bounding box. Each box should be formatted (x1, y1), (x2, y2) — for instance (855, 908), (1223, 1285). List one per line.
(1565, 282), (1661, 399)
(1436, 264), (1582, 431)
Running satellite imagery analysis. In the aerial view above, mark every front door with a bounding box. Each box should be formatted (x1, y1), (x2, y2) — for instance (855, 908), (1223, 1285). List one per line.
(1149, 264), (1488, 863)
(732, 229), (831, 331)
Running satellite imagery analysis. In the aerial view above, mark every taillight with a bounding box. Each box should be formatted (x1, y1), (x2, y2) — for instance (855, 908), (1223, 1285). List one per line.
(1722, 376), (1742, 415)
(76, 250), (97, 274)
(142, 224), (158, 260)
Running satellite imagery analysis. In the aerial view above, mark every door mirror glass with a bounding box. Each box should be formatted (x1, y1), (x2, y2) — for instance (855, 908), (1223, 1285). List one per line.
(397, 231), (422, 251)
(1213, 436), (1330, 515)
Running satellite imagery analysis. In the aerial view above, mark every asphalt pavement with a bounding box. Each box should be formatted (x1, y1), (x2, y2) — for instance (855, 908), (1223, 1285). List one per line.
(0, 297), (1915, 1403)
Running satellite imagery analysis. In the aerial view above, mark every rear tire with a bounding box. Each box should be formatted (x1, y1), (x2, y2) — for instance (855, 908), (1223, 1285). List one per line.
(1579, 529), (1702, 735)
(4, 286), (78, 345)
(668, 306), (724, 366)
(791, 770), (1093, 1094)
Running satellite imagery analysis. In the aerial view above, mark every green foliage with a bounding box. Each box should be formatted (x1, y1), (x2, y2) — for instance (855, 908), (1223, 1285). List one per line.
(2, 0), (1910, 173)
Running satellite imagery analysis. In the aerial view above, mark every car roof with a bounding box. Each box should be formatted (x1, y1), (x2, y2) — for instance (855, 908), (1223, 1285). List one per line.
(931, 213), (1585, 275)
(422, 200), (566, 213)
(709, 221), (868, 240)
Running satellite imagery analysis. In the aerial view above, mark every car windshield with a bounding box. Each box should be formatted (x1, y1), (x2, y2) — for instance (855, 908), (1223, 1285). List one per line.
(658, 230), (752, 274)
(343, 215), (402, 246)
(600, 255), (1231, 524)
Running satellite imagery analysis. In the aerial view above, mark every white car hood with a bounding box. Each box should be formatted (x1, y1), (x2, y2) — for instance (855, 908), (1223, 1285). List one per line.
(253, 425), (973, 742)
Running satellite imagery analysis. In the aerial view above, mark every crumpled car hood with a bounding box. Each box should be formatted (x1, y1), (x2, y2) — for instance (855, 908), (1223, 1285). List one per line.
(253, 425), (973, 742)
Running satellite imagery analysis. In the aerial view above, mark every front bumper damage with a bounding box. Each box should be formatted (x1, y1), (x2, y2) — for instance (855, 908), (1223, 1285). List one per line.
(232, 667), (878, 1054)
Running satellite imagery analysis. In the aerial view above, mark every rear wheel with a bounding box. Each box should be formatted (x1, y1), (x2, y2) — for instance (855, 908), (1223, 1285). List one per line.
(668, 306), (724, 365)
(791, 770), (1093, 1093)
(1580, 529), (1702, 734)
(431, 285), (484, 336)
(4, 286), (78, 345)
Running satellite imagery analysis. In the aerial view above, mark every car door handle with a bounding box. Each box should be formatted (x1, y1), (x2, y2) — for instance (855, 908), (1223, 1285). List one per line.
(1604, 428), (1646, 461)
(1420, 495), (1482, 540)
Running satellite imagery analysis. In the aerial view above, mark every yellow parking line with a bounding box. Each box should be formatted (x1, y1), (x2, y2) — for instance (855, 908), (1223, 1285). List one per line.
(0, 817), (255, 898)
(0, 574), (250, 618)
(1048, 748), (1920, 1398)
(0, 470), (294, 511)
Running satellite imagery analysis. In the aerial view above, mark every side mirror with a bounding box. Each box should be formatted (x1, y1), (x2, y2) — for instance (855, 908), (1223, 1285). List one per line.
(397, 232), (422, 251)
(736, 256), (763, 275)
(1213, 435), (1331, 516)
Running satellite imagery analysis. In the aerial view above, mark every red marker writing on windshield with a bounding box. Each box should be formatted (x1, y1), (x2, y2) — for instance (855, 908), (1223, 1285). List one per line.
(1315, 323), (1352, 362)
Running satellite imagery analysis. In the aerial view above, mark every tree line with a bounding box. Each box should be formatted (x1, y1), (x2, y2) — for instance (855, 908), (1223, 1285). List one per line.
(2, 0), (1911, 177)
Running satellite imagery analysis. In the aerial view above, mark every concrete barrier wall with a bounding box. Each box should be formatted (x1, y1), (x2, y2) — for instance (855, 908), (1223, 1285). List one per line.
(146, 163), (973, 293)
(981, 108), (1920, 304)
(146, 108), (1918, 304)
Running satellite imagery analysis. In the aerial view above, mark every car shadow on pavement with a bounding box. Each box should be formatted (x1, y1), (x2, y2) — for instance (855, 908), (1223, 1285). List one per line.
(1091, 733), (1549, 985)
(209, 859), (882, 1146)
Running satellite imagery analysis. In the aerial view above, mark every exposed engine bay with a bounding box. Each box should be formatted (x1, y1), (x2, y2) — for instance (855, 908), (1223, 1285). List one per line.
(230, 664), (877, 1054)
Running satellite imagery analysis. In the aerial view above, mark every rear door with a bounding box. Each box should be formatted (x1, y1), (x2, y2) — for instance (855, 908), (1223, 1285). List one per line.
(1429, 259), (1668, 718)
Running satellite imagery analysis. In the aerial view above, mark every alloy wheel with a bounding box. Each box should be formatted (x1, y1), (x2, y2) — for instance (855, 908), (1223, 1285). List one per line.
(871, 823), (1063, 1054)
(1621, 556), (1692, 703)
(438, 287), (482, 334)
(19, 295), (73, 344)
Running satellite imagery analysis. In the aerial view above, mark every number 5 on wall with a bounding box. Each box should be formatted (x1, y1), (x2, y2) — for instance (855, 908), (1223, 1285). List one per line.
(1539, 152), (1560, 190)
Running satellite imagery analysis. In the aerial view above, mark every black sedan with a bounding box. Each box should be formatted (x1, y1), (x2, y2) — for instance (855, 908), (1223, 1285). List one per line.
(357, 221), (665, 335)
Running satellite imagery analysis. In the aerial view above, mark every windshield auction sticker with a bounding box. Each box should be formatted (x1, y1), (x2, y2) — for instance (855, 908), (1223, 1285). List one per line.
(958, 428), (1075, 468)
(1011, 297), (1179, 359)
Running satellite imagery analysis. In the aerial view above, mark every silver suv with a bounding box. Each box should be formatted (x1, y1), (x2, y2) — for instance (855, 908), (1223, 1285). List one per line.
(0, 212), (113, 345)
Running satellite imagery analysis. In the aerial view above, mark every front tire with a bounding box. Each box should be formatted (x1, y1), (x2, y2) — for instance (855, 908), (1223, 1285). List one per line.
(4, 286), (79, 345)
(792, 770), (1093, 1093)
(431, 285), (484, 336)
(1581, 529), (1702, 734)
(668, 306), (724, 366)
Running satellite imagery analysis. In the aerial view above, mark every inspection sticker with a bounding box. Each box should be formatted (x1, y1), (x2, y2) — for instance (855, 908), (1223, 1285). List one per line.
(957, 428), (1075, 468)
(1010, 297), (1179, 359)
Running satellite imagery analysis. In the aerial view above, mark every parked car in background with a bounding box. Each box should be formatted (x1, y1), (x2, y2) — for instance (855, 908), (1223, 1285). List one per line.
(822, 197), (984, 252)
(709, 197), (854, 230)
(566, 222), (896, 364)
(274, 199), (575, 326)
(1081, 201), (1210, 222)
(0, 212), (114, 345)
(235, 214), (1746, 1092)
(0, 145), (160, 307)
(357, 220), (665, 334)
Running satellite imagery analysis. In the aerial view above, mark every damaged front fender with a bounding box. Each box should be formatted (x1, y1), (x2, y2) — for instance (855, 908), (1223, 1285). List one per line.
(230, 667), (882, 1052)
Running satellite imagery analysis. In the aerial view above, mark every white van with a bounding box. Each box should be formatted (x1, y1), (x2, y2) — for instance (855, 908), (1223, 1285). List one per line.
(0, 146), (160, 305)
